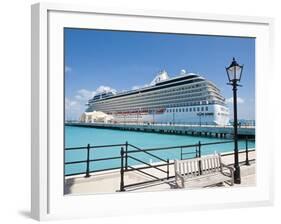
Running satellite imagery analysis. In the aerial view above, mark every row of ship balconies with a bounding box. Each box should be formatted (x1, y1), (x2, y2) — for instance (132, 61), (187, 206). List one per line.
(88, 80), (221, 104)
(91, 98), (226, 114)
(89, 85), (224, 111)
(90, 91), (224, 112)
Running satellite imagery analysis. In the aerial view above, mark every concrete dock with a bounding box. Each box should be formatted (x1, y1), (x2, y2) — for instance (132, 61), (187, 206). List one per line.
(66, 122), (255, 138)
(64, 150), (256, 195)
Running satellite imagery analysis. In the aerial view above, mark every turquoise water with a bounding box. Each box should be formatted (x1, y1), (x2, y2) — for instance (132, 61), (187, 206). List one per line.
(65, 126), (255, 175)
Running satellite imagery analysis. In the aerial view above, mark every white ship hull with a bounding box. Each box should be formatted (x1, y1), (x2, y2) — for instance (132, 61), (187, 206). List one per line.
(112, 104), (229, 126)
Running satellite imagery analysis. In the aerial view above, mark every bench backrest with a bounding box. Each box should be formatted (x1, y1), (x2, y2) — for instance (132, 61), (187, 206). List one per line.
(175, 154), (222, 178)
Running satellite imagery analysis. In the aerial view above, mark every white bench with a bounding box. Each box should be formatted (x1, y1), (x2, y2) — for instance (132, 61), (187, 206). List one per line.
(174, 154), (234, 188)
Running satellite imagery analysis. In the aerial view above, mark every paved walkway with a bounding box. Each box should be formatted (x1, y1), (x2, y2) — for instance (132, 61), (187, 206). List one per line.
(64, 151), (255, 195)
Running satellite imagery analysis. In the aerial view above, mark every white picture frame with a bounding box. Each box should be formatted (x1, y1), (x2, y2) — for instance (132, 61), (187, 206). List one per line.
(31, 2), (274, 221)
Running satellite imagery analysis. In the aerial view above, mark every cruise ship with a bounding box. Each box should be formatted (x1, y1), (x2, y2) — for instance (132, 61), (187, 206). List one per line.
(84, 70), (230, 126)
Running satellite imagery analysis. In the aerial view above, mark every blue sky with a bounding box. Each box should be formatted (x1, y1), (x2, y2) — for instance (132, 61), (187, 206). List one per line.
(65, 28), (255, 120)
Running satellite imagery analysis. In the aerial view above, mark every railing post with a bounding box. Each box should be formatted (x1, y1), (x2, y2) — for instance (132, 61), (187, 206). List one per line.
(167, 159), (170, 180)
(120, 147), (125, 192)
(245, 137), (250, 165)
(125, 141), (128, 170)
(198, 141), (201, 157)
(85, 144), (91, 178)
(198, 141), (202, 175)
(64, 146), (66, 179)
(180, 147), (183, 160)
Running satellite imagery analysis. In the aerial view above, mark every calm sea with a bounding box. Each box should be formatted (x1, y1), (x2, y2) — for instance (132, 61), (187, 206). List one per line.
(65, 126), (255, 175)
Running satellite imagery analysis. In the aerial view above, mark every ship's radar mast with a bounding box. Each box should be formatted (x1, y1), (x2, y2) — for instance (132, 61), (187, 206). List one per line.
(179, 69), (187, 76)
(150, 70), (169, 85)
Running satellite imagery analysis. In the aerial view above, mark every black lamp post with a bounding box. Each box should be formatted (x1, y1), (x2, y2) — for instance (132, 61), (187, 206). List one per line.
(226, 57), (243, 184)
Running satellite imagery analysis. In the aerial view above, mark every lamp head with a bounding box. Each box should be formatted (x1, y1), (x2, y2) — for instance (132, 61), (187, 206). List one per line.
(226, 57), (243, 82)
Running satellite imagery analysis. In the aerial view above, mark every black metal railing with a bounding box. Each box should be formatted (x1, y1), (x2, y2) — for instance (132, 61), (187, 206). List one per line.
(64, 143), (125, 177)
(64, 138), (255, 191)
(118, 142), (171, 191)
